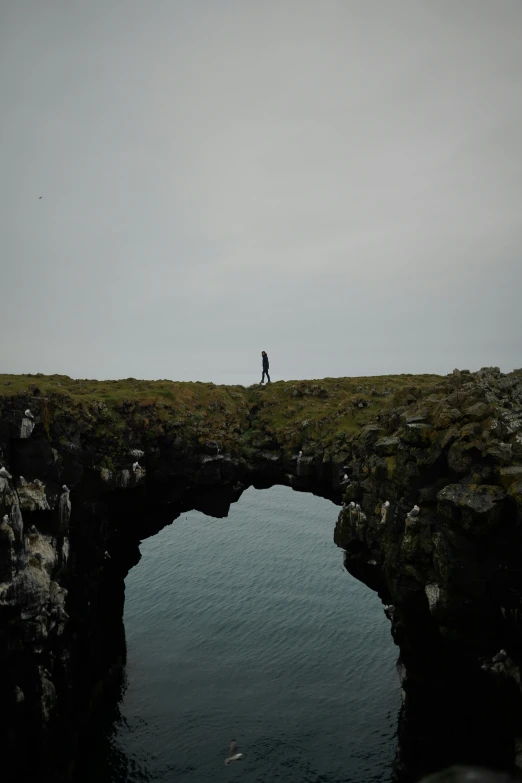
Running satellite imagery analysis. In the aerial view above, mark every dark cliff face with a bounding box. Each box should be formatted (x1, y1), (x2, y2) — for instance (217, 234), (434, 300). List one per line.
(335, 367), (522, 780)
(0, 368), (521, 782)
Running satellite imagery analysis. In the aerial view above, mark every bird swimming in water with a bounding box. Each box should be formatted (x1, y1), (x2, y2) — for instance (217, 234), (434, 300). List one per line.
(0, 466), (12, 479)
(24, 409), (35, 420)
(225, 739), (243, 765)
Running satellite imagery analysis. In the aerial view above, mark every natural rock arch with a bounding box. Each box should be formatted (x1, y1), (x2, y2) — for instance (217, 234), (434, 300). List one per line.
(1, 367), (522, 782)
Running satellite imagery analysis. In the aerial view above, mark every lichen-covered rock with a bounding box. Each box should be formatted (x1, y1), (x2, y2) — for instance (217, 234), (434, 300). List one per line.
(437, 484), (514, 532)
(498, 466), (522, 490)
(401, 421), (434, 446)
(463, 402), (492, 422)
(17, 481), (51, 512)
(374, 436), (400, 455)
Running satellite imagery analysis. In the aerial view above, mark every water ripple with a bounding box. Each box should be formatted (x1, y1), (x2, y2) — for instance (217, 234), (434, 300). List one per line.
(86, 486), (400, 782)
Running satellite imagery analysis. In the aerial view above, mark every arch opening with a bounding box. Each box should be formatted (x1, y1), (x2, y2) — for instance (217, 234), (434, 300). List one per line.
(83, 485), (400, 782)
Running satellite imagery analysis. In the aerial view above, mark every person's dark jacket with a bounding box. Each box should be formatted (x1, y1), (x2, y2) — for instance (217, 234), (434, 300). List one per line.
(262, 354), (269, 370)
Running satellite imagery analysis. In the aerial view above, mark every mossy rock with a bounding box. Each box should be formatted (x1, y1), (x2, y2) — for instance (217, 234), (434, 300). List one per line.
(498, 466), (522, 490)
(508, 480), (522, 510)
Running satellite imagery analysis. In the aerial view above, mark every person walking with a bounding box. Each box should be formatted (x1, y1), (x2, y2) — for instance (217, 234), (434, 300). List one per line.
(261, 351), (271, 384)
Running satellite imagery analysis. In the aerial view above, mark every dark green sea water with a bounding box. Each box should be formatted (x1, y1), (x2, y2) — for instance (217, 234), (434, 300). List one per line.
(92, 485), (400, 782)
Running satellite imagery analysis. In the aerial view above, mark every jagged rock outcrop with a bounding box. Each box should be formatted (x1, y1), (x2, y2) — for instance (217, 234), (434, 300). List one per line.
(0, 367), (521, 782)
(335, 367), (522, 780)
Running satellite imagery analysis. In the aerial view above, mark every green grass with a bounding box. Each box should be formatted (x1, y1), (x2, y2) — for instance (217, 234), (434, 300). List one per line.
(0, 372), (444, 459)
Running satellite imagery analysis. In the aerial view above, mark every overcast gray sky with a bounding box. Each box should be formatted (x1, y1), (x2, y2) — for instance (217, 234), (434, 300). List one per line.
(1, 1), (521, 384)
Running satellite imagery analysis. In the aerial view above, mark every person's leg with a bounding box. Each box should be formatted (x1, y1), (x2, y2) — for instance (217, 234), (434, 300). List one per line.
(267, 372), (270, 382)
(261, 371), (265, 384)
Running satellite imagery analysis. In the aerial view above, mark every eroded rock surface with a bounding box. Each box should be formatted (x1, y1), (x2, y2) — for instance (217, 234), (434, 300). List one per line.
(0, 367), (521, 781)
(335, 367), (522, 780)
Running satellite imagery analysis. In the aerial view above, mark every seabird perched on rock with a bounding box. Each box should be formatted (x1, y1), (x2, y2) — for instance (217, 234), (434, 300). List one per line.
(132, 462), (140, 472)
(343, 473), (349, 481)
(492, 649), (507, 664)
(381, 500), (391, 523)
(348, 501), (355, 510)
(407, 505), (420, 518)
(29, 525), (37, 534)
(24, 409), (35, 420)
(0, 466), (12, 479)
(384, 604), (395, 620)
(225, 739), (244, 765)
(2, 514), (9, 525)
(34, 478), (43, 487)
(62, 485), (69, 493)
(104, 551), (111, 560)
(298, 451), (303, 457)
(18, 476), (26, 486)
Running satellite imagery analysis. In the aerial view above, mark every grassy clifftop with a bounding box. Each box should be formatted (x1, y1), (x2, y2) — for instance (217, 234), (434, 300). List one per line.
(0, 372), (443, 458)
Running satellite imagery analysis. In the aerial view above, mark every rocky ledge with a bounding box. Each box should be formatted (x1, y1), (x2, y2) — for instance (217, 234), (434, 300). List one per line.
(0, 367), (521, 781)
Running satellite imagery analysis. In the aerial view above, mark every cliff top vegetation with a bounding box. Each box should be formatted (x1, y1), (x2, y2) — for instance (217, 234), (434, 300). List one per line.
(0, 372), (443, 457)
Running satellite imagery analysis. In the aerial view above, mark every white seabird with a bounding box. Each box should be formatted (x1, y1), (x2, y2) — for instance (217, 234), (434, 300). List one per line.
(298, 451), (303, 457)
(225, 739), (244, 766)
(0, 467), (12, 479)
(19, 476), (26, 486)
(407, 505), (420, 517)
(492, 649), (507, 664)
(132, 462), (140, 472)
(343, 474), (349, 481)
(348, 502), (356, 510)
(2, 514), (9, 525)
(24, 409), (35, 420)
(62, 484), (69, 492)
